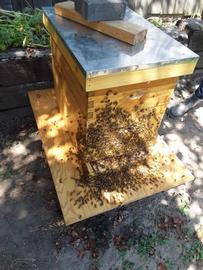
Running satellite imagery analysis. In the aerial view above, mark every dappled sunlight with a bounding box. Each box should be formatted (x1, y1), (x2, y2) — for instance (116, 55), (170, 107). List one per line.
(47, 142), (75, 163)
(197, 226), (203, 243)
(165, 133), (198, 164)
(194, 167), (203, 180)
(26, 86), (199, 232)
(162, 108), (203, 186)
(9, 142), (28, 157)
(175, 121), (185, 130)
(0, 180), (11, 204)
(18, 208), (28, 220)
(38, 112), (63, 130)
(160, 199), (168, 206)
(3, 141), (40, 171)
(190, 201), (202, 220)
(103, 191), (125, 204)
(37, 113), (49, 129)
(194, 178), (203, 187)
(194, 107), (203, 127)
(0, 72), (202, 269)
(47, 112), (64, 126)
(46, 127), (59, 138)
(161, 94), (203, 248)
(0, 107), (202, 270)
(9, 186), (22, 199)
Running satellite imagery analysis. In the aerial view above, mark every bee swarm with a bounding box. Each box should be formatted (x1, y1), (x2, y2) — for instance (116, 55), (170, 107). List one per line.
(70, 91), (163, 208)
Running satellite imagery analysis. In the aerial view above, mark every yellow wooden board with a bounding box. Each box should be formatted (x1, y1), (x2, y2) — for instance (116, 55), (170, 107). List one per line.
(28, 89), (194, 225)
(85, 61), (197, 91)
(87, 78), (177, 126)
(51, 39), (87, 135)
(54, 1), (147, 45)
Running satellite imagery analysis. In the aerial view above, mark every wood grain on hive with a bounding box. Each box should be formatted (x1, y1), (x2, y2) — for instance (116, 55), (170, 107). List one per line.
(51, 39), (87, 139)
(86, 78), (177, 142)
(29, 89), (194, 225)
(51, 38), (177, 146)
(30, 5), (199, 225)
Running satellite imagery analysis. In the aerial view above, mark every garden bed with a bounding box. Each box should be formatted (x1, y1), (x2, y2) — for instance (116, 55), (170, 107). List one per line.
(0, 7), (53, 111)
(0, 48), (53, 111)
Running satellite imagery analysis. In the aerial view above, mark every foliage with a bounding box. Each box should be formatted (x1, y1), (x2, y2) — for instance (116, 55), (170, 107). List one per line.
(178, 193), (190, 216)
(164, 259), (175, 270)
(0, 164), (14, 178)
(118, 249), (127, 259)
(137, 233), (167, 257)
(0, 8), (49, 51)
(122, 260), (135, 270)
(148, 17), (163, 27)
(183, 238), (203, 264)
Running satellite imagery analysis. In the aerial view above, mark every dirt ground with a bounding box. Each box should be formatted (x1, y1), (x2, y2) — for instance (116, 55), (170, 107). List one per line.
(0, 70), (202, 270)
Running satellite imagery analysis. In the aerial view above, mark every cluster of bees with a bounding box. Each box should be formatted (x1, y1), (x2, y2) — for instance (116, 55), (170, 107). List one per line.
(71, 91), (161, 208)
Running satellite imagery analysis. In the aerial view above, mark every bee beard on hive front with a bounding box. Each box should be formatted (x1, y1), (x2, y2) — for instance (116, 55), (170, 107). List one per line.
(71, 93), (162, 207)
(70, 89), (166, 207)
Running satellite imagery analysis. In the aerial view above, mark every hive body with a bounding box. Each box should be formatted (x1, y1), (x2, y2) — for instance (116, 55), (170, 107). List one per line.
(28, 7), (198, 225)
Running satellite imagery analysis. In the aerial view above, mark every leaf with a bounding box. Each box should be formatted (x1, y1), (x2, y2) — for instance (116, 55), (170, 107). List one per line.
(200, 249), (203, 260)
(0, 9), (49, 51)
(23, 36), (27, 47)
(122, 260), (135, 270)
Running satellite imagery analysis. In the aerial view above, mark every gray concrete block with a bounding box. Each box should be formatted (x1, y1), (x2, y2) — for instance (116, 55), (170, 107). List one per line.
(74, 0), (127, 22)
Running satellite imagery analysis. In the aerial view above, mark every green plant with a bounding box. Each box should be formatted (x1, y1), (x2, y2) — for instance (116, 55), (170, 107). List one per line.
(164, 259), (175, 270)
(94, 259), (100, 269)
(0, 168), (4, 177)
(0, 8), (49, 51)
(183, 239), (203, 265)
(178, 192), (190, 216)
(122, 260), (135, 270)
(0, 164), (14, 179)
(118, 250), (135, 270)
(185, 228), (194, 239)
(148, 17), (163, 27)
(118, 250), (127, 259)
(137, 233), (167, 257)
(126, 238), (136, 248)
(178, 197), (190, 216)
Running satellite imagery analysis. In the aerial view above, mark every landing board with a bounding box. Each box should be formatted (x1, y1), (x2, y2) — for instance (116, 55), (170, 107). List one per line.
(29, 89), (194, 225)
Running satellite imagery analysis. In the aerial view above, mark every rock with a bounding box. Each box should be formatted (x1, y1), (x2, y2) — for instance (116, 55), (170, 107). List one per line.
(74, 0), (127, 22)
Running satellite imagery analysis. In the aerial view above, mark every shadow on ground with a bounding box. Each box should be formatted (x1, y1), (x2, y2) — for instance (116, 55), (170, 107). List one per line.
(0, 79), (202, 270)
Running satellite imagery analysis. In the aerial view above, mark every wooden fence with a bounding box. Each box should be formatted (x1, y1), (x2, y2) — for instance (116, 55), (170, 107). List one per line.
(0, 0), (202, 16)
(0, 0), (64, 10)
(128, 0), (203, 17)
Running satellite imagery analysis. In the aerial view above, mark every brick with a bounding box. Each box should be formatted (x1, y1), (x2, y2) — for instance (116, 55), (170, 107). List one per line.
(74, 0), (127, 22)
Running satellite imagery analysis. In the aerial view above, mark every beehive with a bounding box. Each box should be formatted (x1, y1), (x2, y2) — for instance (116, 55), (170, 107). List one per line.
(29, 6), (198, 225)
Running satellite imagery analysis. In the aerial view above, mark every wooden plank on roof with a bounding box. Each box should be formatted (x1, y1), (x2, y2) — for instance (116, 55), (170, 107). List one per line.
(54, 1), (147, 45)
